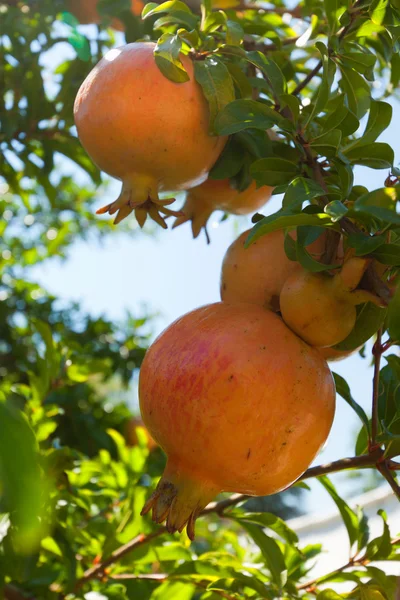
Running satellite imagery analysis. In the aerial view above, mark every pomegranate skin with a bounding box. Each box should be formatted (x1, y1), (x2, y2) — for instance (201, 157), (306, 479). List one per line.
(220, 229), (329, 311)
(139, 302), (336, 538)
(174, 179), (273, 239)
(67, 0), (144, 29)
(74, 43), (226, 226)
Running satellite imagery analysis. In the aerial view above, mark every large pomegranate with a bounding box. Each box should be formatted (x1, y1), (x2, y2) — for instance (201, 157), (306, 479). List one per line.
(74, 43), (227, 227)
(280, 258), (383, 348)
(173, 179), (273, 239)
(139, 302), (336, 539)
(67, 0), (144, 29)
(220, 229), (328, 311)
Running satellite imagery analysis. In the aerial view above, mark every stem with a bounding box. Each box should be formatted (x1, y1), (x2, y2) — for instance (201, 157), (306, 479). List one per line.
(371, 328), (383, 449)
(298, 535), (400, 591)
(73, 452), (386, 592)
(292, 60), (323, 96)
(377, 461), (400, 501)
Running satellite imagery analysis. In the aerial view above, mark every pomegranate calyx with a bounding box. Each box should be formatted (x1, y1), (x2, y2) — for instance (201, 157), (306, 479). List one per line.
(141, 462), (218, 540)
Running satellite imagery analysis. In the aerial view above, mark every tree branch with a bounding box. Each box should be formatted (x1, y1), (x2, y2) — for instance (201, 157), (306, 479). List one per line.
(377, 461), (400, 502)
(371, 329), (383, 449)
(73, 451), (388, 591)
(298, 535), (400, 591)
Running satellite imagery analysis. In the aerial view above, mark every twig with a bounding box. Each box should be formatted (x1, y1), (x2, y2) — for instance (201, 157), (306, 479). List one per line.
(73, 451), (388, 591)
(377, 461), (400, 501)
(292, 60), (323, 96)
(298, 535), (400, 591)
(371, 328), (383, 449)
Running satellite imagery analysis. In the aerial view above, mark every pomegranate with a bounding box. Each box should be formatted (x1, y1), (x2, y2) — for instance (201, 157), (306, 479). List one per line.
(125, 416), (157, 450)
(74, 43), (227, 227)
(320, 346), (359, 361)
(220, 229), (328, 311)
(173, 179), (273, 239)
(280, 258), (384, 348)
(67, 0), (144, 30)
(139, 302), (336, 539)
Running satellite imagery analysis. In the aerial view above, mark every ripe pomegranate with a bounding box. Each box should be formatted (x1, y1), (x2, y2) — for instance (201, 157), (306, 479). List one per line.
(173, 179), (273, 240)
(74, 43), (226, 227)
(280, 257), (384, 348)
(67, 0), (144, 30)
(220, 229), (328, 311)
(125, 417), (157, 450)
(139, 302), (336, 539)
(320, 346), (359, 361)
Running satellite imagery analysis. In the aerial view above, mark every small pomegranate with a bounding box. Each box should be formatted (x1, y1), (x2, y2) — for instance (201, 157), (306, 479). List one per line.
(125, 417), (157, 450)
(67, 0), (144, 29)
(280, 257), (384, 348)
(139, 302), (335, 539)
(319, 346), (359, 362)
(173, 179), (273, 240)
(74, 43), (226, 227)
(220, 229), (329, 311)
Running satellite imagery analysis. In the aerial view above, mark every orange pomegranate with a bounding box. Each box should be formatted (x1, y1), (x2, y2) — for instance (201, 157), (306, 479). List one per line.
(173, 179), (273, 239)
(74, 43), (227, 227)
(220, 229), (329, 311)
(139, 302), (336, 539)
(280, 257), (384, 348)
(319, 346), (359, 361)
(67, 0), (144, 30)
(125, 416), (157, 450)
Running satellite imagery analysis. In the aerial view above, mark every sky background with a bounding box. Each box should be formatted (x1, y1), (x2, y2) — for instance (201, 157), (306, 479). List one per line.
(31, 24), (400, 514)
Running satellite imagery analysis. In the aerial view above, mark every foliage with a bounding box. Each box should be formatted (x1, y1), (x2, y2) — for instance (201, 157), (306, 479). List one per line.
(1, 0), (400, 599)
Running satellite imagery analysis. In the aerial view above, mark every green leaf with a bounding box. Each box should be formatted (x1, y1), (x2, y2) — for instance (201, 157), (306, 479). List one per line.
(306, 42), (336, 126)
(365, 510), (392, 559)
(142, 0), (193, 19)
(246, 51), (287, 99)
(246, 211), (337, 246)
(250, 158), (299, 187)
(324, 0), (347, 34)
(333, 372), (370, 432)
(319, 476), (359, 547)
(194, 60), (235, 130)
(347, 233), (385, 255)
(232, 512), (298, 544)
(324, 200), (348, 221)
(154, 34), (189, 83)
(339, 65), (371, 119)
(360, 100), (392, 146)
(209, 137), (244, 180)
(354, 187), (400, 223)
(345, 143), (394, 169)
(372, 243), (400, 265)
(388, 284), (400, 341)
(0, 401), (49, 553)
(282, 177), (326, 209)
(370, 0), (389, 24)
(296, 226), (339, 272)
(317, 591), (343, 600)
(226, 20), (243, 46)
(239, 522), (287, 588)
(311, 129), (342, 157)
(334, 303), (387, 351)
(214, 99), (285, 136)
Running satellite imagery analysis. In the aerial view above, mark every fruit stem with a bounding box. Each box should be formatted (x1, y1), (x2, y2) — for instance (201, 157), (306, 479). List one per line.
(335, 257), (369, 292)
(141, 459), (219, 540)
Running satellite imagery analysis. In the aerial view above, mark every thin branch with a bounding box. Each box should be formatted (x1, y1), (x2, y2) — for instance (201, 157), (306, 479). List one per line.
(371, 328), (383, 449)
(377, 461), (400, 501)
(292, 60), (323, 96)
(73, 451), (388, 591)
(298, 535), (400, 591)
